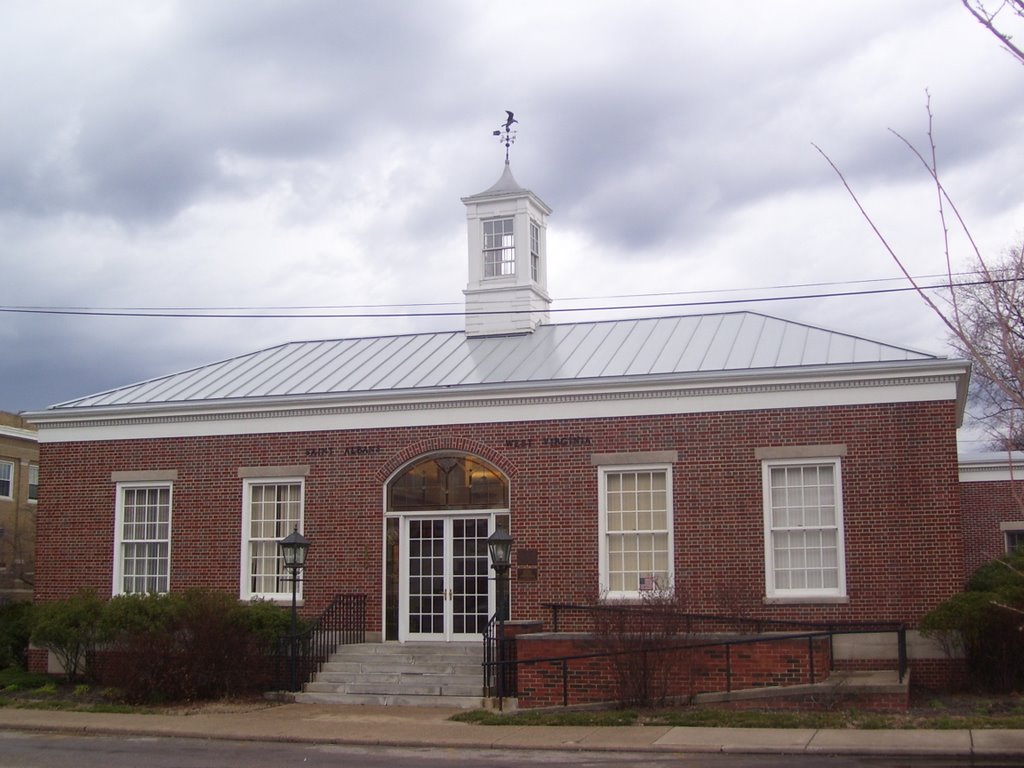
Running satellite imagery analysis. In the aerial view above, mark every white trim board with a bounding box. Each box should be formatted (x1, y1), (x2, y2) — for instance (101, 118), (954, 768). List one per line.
(34, 370), (963, 443)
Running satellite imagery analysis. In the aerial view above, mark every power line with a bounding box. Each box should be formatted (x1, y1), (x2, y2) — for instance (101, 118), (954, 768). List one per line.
(556, 271), (979, 302)
(0, 270), (983, 313)
(0, 275), (1015, 320)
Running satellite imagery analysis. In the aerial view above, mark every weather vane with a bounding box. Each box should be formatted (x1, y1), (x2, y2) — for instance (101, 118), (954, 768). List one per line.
(492, 110), (518, 163)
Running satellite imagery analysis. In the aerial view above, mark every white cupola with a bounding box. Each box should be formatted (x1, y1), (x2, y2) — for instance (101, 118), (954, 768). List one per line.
(461, 118), (552, 337)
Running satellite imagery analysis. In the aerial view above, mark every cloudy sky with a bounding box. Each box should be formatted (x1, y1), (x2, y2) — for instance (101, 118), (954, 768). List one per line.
(2, 1), (1022, 447)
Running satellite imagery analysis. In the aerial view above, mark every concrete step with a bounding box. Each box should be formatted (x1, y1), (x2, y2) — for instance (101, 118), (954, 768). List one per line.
(299, 641), (487, 707)
(315, 670), (481, 687)
(304, 680), (483, 697)
(295, 691), (489, 709)
(321, 660), (479, 672)
(330, 641), (482, 654)
(328, 644), (482, 663)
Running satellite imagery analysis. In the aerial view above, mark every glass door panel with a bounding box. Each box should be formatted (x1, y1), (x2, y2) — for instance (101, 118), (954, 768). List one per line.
(402, 515), (492, 641)
(407, 518), (445, 639)
(452, 517), (490, 639)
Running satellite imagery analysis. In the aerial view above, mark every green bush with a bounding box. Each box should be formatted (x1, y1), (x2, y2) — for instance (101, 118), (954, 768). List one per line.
(0, 666), (51, 690)
(236, 597), (294, 647)
(98, 589), (290, 703)
(0, 601), (33, 669)
(922, 552), (1024, 691)
(967, 552), (1024, 592)
(30, 590), (107, 683)
(24, 589), (291, 701)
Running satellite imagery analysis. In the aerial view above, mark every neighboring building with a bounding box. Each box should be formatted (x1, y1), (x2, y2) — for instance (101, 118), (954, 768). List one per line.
(28, 154), (979, 692)
(959, 452), (1024, 576)
(0, 412), (38, 602)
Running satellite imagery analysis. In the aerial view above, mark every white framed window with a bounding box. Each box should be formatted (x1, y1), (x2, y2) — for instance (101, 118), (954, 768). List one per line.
(28, 463), (38, 502)
(1001, 523), (1024, 554)
(113, 482), (172, 595)
(530, 219), (540, 281)
(1007, 530), (1024, 554)
(598, 465), (673, 599)
(0, 461), (13, 499)
(763, 458), (846, 599)
(483, 217), (515, 277)
(241, 478), (304, 600)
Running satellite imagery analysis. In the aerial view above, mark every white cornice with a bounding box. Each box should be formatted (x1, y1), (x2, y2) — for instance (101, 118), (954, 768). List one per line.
(29, 361), (968, 443)
(959, 452), (1024, 482)
(0, 424), (38, 442)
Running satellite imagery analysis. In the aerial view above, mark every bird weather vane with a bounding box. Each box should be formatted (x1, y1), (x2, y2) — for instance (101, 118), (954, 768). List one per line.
(492, 110), (518, 163)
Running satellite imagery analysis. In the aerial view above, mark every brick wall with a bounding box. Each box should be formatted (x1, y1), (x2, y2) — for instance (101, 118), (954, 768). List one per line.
(833, 656), (964, 692)
(514, 632), (833, 709)
(961, 478), (1024, 577)
(35, 399), (964, 634)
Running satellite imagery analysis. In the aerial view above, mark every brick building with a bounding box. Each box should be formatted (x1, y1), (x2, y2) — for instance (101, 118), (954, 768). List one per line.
(959, 452), (1024, 576)
(29, 156), (1015, 696)
(0, 411), (38, 602)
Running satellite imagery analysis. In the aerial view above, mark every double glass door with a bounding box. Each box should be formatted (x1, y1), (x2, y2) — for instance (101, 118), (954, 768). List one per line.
(402, 515), (491, 641)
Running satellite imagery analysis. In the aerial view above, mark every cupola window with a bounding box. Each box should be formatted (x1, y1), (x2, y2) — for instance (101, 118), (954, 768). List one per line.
(483, 218), (515, 277)
(530, 219), (540, 281)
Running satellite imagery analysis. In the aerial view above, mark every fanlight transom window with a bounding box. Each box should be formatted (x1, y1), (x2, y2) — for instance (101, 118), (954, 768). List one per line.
(388, 454), (508, 511)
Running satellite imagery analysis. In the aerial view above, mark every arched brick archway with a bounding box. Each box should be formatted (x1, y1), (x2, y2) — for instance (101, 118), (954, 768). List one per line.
(380, 442), (513, 642)
(376, 437), (519, 485)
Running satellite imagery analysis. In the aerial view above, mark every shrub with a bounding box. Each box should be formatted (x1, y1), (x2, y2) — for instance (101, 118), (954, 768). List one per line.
(98, 589), (289, 703)
(0, 601), (33, 669)
(921, 552), (1024, 691)
(591, 588), (691, 707)
(30, 590), (107, 683)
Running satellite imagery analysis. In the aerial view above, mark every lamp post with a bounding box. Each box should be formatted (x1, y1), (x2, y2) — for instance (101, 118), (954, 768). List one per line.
(278, 527), (310, 692)
(486, 528), (513, 705)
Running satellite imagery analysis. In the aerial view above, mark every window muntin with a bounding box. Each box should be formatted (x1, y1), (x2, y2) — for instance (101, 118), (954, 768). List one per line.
(763, 459), (845, 598)
(483, 218), (515, 277)
(530, 220), (540, 282)
(28, 464), (38, 502)
(1006, 529), (1024, 554)
(114, 483), (172, 595)
(0, 461), (12, 499)
(242, 479), (304, 600)
(599, 466), (673, 598)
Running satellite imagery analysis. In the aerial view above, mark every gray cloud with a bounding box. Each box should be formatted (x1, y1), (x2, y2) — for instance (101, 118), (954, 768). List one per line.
(1, 0), (1021, 420)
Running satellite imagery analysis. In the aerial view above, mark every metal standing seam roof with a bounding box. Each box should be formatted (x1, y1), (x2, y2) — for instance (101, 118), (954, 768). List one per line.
(49, 311), (941, 410)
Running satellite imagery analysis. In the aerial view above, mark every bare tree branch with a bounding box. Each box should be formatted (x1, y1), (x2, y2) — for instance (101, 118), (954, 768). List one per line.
(961, 0), (1024, 65)
(816, 95), (1024, 458)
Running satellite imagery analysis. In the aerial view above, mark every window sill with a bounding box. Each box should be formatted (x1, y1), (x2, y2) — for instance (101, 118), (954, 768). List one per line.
(763, 595), (849, 605)
(599, 594), (675, 604)
(247, 597), (305, 607)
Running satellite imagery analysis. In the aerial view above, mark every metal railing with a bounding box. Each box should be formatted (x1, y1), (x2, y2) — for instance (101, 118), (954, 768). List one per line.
(482, 604), (907, 706)
(275, 593), (366, 692)
(545, 602), (901, 636)
(482, 613), (516, 700)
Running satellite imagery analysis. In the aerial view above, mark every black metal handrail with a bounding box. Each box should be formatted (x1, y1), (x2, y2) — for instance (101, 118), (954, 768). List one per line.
(275, 593), (366, 692)
(483, 611), (908, 706)
(543, 602), (905, 634)
(482, 612), (516, 699)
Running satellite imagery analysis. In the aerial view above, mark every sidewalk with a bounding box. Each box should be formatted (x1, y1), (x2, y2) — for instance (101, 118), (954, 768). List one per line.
(2, 703), (1024, 757)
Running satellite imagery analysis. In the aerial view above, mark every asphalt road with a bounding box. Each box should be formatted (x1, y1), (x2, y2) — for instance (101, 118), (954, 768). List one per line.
(1, 731), (1022, 768)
